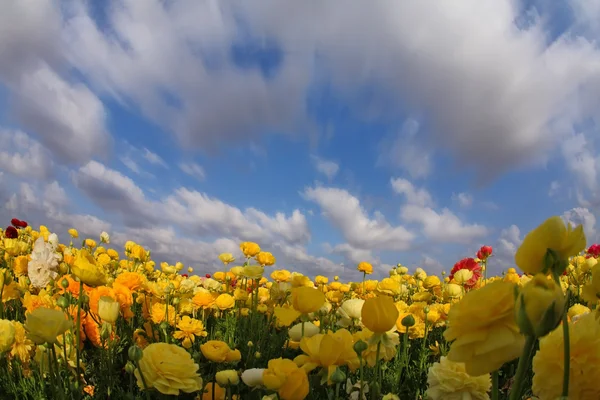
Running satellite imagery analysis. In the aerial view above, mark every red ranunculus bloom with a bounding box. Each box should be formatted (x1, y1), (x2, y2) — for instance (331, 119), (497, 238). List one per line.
(587, 244), (600, 258)
(10, 218), (28, 228)
(181, 274), (188, 278)
(476, 245), (493, 260)
(205, 274), (211, 279)
(449, 257), (482, 288)
(5, 226), (18, 238)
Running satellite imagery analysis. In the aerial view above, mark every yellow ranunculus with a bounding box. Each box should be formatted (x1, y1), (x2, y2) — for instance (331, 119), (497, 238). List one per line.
(271, 269), (291, 282)
(273, 307), (301, 328)
(263, 358), (309, 400)
(130, 244), (147, 261)
(377, 278), (401, 296)
(291, 287), (325, 314)
(240, 242), (261, 257)
(444, 280), (524, 376)
(582, 264), (600, 304)
(24, 308), (72, 345)
(426, 357), (491, 400)
(361, 296), (399, 333)
(242, 265), (264, 280)
(515, 273), (565, 338)
(98, 296), (120, 324)
(215, 369), (239, 386)
(214, 294), (235, 310)
(256, 251), (276, 266)
(423, 275), (441, 289)
(135, 343), (203, 395)
(68, 228), (79, 238)
(515, 216), (586, 275)
(200, 340), (239, 363)
(72, 249), (107, 287)
(357, 261), (373, 274)
(0, 319), (16, 353)
(218, 253), (235, 265)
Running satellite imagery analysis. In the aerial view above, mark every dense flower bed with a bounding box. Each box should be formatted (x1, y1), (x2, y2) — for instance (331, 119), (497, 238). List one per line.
(0, 216), (597, 399)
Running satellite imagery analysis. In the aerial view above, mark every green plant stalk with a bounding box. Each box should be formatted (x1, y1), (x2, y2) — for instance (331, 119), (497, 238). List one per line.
(358, 355), (365, 400)
(371, 341), (382, 400)
(491, 370), (499, 400)
(75, 279), (83, 397)
(508, 335), (536, 400)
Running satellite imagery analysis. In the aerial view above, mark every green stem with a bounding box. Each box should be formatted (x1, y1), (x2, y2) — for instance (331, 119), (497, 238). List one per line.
(508, 335), (536, 400)
(371, 341), (382, 400)
(492, 370), (499, 400)
(358, 356), (364, 400)
(561, 300), (570, 397)
(75, 280), (83, 397)
(335, 381), (340, 400)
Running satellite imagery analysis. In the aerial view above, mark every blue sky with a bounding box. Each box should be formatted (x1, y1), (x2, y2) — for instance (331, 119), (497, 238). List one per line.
(1, 0), (600, 280)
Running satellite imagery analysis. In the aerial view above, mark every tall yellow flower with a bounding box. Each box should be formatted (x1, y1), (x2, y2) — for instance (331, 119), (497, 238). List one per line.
(240, 242), (261, 257)
(443, 280), (524, 376)
(291, 287), (325, 314)
(515, 216), (586, 275)
(357, 261), (373, 274)
(426, 357), (491, 400)
(72, 249), (107, 287)
(294, 329), (359, 382)
(361, 295), (399, 333)
(263, 358), (309, 400)
(532, 312), (600, 399)
(24, 308), (72, 345)
(173, 316), (207, 349)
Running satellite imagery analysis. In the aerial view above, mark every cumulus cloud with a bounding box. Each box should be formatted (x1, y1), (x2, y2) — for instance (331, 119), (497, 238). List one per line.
(491, 224), (522, 273)
(304, 186), (414, 251)
(391, 178), (488, 243)
(0, 129), (54, 180)
(179, 162), (206, 181)
(563, 207), (597, 243)
(452, 192), (473, 208)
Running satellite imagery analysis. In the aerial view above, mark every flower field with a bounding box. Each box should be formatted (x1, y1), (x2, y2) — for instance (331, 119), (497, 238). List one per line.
(0, 216), (598, 399)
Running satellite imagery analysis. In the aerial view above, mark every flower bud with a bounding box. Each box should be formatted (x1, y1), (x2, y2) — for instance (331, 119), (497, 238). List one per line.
(353, 339), (368, 356)
(60, 278), (70, 289)
(516, 273), (565, 338)
(128, 345), (143, 362)
(330, 367), (346, 384)
(401, 314), (416, 328)
(98, 296), (120, 324)
(124, 361), (136, 374)
(56, 296), (69, 309)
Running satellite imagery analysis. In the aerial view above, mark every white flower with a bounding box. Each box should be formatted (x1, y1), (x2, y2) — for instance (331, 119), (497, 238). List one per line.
(336, 299), (365, 327)
(346, 378), (368, 400)
(202, 278), (222, 291)
(100, 231), (110, 244)
(48, 233), (59, 249)
(28, 237), (61, 288)
(241, 368), (264, 388)
(288, 322), (320, 341)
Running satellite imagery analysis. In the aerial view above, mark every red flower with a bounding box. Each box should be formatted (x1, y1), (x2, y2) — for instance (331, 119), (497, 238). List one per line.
(476, 245), (493, 260)
(181, 274), (189, 278)
(587, 244), (600, 257)
(205, 274), (211, 279)
(10, 218), (28, 228)
(5, 226), (18, 239)
(449, 257), (482, 289)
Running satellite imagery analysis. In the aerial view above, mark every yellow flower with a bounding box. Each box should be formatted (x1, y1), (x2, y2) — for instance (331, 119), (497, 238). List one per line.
(98, 296), (120, 323)
(532, 312), (600, 399)
(202, 382), (225, 400)
(131, 244), (147, 261)
(582, 263), (600, 304)
(352, 328), (399, 367)
(567, 303), (590, 321)
(515, 273), (565, 337)
(443, 280), (524, 376)
(200, 340), (240, 363)
(24, 308), (72, 345)
(515, 216), (586, 275)
(294, 329), (359, 381)
(0, 319), (16, 353)
(271, 269), (291, 282)
(256, 251), (276, 266)
(135, 342), (203, 396)
(263, 358), (309, 400)
(242, 265), (264, 280)
(377, 278), (401, 296)
(68, 228), (79, 238)
(214, 294), (235, 310)
(10, 322), (34, 363)
(240, 242), (261, 257)
(357, 261), (373, 274)
(291, 287), (325, 314)
(423, 275), (441, 289)
(12, 255), (28, 276)
(150, 303), (176, 326)
(426, 357), (491, 400)
(173, 316), (207, 349)
(218, 253), (235, 265)
(444, 283), (463, 299)
(274, 306), (301, 328)
(215, 370), (239, 386)
(361, 295), (399, 333)
(72, 249), (107, 287)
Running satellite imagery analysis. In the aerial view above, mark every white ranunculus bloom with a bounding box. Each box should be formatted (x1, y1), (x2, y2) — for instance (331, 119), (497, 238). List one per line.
(28, 237), (61, 288)
(241, 368), (265, 388)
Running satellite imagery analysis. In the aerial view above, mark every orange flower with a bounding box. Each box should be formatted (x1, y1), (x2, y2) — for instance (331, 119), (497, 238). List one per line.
(114, 271), (145, 291)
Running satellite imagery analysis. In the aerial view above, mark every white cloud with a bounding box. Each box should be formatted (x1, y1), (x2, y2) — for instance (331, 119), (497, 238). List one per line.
(304, 186), (414, 251)
(377, 119), (433, 179)
(400, 204), (488, 244)
(329, 243), (375, 266)
(179, 162), (206, 181)
(549, 181), (561, 197)
(390, 177), (433, 207)
(391, 177), (488, 243)
(452, 192), (473, 208)
(0, 129), (53, 179)
(563, 207), (597, 243)
(311, 155), (339, 180)
(420, 255), (444, 273)
(492, 224), (522, 272)
(143, 148), (168, 168)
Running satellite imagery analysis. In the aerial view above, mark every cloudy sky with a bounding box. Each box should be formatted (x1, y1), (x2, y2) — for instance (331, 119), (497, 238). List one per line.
(1, 0), (600, 280)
